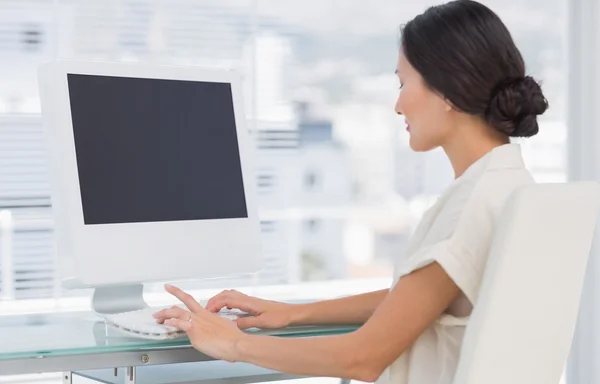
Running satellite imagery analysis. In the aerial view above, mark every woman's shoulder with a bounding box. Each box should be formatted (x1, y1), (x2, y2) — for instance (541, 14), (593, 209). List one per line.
(418, 166), (533, 238)
(442, 146), (532, 208)
(448, 168), (535, 250)
(470, 166), (536, 212)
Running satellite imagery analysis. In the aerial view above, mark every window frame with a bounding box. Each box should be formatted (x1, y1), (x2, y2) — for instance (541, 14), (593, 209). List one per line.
(566, 0), (600, 382)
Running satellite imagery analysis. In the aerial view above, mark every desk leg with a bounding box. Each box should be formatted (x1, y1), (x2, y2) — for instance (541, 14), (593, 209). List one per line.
(62, 372), (72, 384)
(124, 366), (136, 384)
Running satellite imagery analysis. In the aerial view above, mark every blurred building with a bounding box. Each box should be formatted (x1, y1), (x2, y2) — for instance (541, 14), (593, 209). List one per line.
(0, 2), (58, 113)
(0, 0), (568, 297)
(0, 115), (54, 300)
(255, 107), (353, 282)
(395, 146), (453, 201)
(0, 1), (355, 298)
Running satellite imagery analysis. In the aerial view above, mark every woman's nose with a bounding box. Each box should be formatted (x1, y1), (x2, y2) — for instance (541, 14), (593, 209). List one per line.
(395, 99), (403, 116)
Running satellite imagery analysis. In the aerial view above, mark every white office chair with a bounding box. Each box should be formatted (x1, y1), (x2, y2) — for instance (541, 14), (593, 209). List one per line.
(453, 181), (600, 384)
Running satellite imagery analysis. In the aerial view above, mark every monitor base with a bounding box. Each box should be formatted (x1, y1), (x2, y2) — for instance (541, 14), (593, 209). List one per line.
(92, 284), (148, 314)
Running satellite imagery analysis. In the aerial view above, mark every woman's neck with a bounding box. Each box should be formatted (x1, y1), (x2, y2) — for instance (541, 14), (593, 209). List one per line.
(442, 128), (509, 179)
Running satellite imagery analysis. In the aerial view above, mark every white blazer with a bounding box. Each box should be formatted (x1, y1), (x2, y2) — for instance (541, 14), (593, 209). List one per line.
(377, 143), (535, 384)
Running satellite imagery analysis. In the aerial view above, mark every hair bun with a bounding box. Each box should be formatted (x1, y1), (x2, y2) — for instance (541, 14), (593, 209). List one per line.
(485, 76), (549, 138)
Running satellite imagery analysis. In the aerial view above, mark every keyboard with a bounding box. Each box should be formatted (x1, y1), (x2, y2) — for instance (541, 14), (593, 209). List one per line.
(99, 306), (250, 340)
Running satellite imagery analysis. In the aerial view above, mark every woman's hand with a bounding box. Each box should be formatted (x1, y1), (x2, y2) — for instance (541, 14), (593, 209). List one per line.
(153, 284), (246, 362)
(206, 289), (295, 330)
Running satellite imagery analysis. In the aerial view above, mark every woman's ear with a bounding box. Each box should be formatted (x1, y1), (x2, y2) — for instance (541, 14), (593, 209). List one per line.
(433, 89), (454, 113)
(443, 97), (454, 112)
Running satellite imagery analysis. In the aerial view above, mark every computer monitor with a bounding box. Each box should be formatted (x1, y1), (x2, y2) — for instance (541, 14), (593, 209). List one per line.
(37, 60), (263, 313)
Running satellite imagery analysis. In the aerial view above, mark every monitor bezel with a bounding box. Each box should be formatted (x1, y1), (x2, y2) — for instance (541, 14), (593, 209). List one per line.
(38, 60), (263, 288)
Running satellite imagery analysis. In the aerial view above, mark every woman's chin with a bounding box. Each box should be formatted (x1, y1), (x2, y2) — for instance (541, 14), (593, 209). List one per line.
(409, 136), (436, 152)
(408, 136), (425, 152)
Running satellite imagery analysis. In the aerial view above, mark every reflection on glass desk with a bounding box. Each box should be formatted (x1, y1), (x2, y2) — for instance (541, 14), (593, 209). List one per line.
(0, 310), (359, 379)
(75, 361), (310, 384)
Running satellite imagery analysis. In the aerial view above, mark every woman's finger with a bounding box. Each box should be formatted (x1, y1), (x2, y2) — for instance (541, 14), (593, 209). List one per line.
(235, 316), (263, 330)
(165, 317), (193, 332)
(206, 294), (258, 315)
(206, 290), (230, 312)
(205, 298), (217, 312)
(153, 305), (189, 323)
(165, 284), (203, 313)
(206, 296), (239, 312)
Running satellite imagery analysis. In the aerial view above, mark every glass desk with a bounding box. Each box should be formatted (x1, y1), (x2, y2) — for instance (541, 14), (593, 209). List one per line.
(0, 310), (359, 383)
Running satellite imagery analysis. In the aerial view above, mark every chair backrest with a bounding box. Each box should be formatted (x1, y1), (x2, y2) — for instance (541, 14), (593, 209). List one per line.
(453, 181), (600, 384)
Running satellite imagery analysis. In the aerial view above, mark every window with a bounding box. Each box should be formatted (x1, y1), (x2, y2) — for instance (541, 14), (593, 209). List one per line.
(118, 0), (152, 51)
(305, 219), (319, 233)
(21, 24), (43, 52)
(257, 170), (276, 195)
(0, 0), (568, 299)
(260, 220), (275, 233)
(304, 170), (318, 190)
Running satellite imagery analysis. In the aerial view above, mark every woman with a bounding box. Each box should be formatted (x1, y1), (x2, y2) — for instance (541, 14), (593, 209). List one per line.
(153, 0), (548, 382)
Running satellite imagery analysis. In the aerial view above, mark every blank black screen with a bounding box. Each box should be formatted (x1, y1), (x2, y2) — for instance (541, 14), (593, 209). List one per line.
(66, 74), (248, 225)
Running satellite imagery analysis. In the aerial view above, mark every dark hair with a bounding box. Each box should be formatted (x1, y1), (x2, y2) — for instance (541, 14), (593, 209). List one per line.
(400, 0), (548, 138)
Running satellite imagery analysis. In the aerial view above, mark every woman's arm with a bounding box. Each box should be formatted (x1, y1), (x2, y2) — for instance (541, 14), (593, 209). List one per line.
(161, 262), (461, 382)
(290, 289), (389, 326)
(200, 288), (389, 329)
(235, 263), (460, 381)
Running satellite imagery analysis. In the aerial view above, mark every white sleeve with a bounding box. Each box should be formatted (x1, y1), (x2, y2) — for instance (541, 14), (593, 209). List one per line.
(395, 197), (496, 306)
(395, 239), (482, 304)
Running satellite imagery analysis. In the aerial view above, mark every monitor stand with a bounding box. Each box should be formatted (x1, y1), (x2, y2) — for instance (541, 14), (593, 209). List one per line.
(92, 284), (149, 314)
